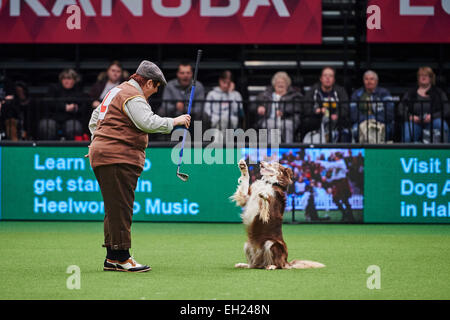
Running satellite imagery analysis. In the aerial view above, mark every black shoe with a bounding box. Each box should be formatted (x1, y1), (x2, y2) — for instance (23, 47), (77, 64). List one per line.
(104, 257), (151, 272)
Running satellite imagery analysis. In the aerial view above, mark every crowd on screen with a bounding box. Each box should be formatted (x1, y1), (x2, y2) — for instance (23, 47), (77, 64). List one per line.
(0, 61), (449, 143)
(242, 148), (364, 222)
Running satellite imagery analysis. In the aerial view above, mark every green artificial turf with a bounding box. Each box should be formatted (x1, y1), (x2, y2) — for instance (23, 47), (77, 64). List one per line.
(0, 221), (449, 300)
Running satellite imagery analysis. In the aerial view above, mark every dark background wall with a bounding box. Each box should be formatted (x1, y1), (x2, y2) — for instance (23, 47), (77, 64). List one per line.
(1, 0), (449, 101)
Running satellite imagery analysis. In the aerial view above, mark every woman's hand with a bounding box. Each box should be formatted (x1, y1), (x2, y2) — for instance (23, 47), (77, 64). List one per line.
(174, 114), (191, 128)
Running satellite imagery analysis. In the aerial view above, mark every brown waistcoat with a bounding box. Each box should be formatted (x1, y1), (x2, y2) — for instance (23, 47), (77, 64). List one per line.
(89, 81), (148, 169)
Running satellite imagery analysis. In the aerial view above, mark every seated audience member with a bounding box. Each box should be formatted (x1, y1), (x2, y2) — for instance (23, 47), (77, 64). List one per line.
(294, 176), (307, 195)
(12, 81), (37, 140)
(398, 66), (449, 143)
(303, 67), (351, 143)
(0, 75), (17, 140)
(39, 69), (86, 140)
(89, 60), (127, 109)
(204, 70), (242, 131)
(251, 71), (303, 143)
(161, 61), (205, 121)
(350, 70), (394, 143)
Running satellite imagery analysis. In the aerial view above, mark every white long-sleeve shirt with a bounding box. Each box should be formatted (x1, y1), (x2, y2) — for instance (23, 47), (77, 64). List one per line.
(318, 159), (348, 181)
(89, 79), (174, 137)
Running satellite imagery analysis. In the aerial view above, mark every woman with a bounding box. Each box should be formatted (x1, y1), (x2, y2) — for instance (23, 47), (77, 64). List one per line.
(399, 66), (449, 143)
(89, 60), (190, 272)
(204, 70), (242, 131)
(39, 69), (86, 140)
(252, 71), (303, 143)
(89, 60), (127, 109)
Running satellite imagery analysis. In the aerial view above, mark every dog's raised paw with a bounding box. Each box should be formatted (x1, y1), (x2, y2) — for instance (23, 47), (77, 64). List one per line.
(238, 159), (248, 171)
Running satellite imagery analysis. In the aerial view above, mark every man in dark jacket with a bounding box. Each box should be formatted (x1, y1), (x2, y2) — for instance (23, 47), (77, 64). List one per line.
(350, 70), (395, 142)
(303, 67), (351, 143)
(251, 71), (303, 143)
(398, 67), (449, 143)
(160, 62), (205, 120)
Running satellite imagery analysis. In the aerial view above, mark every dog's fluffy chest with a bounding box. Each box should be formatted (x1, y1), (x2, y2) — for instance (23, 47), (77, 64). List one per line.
(241, 180), (275, 225)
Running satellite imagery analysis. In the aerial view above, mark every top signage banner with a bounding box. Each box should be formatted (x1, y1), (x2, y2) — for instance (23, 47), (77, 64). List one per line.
(0, 0), (322, 44)
(367, 0), (450, 43)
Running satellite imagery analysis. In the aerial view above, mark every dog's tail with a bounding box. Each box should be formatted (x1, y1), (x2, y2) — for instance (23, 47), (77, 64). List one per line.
(289, 259), (325, 269)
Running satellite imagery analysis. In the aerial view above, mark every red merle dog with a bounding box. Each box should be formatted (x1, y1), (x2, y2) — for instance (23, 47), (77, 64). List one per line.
(231, 160), (325, 270)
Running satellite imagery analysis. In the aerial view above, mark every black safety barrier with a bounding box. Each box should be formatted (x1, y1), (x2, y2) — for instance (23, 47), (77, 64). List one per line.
(1, 98), (449, 144)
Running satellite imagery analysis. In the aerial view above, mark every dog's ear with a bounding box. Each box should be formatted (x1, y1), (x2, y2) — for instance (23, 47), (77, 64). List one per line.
(277, 166), (294, 188)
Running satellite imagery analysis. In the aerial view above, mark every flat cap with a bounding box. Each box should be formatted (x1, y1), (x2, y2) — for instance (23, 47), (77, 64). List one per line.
(136, 60), (167, 86)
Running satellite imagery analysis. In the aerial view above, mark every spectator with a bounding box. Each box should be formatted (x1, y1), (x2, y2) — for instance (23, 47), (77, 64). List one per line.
(0, 74), (17, 140)
(204, 70), (242, 131)
(89, 60), (128, 109)
(290, 153), (304, 178)
(13, 81), (37, 140)
(251, 71), (303, 143)
(160, 61), (206, 121)
(303, 67), (351, 143)
(398, 66), (449, 143)
(350, 70), (395, 143)
(39, 69), (87, 140)
(294, 175), (307, 195)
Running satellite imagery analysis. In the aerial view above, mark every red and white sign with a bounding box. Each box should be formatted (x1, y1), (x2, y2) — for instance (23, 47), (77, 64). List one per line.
(367, 0), (450, 43)
(0, 0), (322, 44)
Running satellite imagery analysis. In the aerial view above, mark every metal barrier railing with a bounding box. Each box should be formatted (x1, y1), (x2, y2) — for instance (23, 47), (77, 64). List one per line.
(0, 97), (448, 144)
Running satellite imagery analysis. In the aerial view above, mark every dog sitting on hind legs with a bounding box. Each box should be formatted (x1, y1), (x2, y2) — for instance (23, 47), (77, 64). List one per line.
(230, 159), (325, 270)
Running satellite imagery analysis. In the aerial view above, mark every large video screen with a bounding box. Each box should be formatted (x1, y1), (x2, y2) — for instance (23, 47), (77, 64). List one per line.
(241, 148), (364, 223)
(0, 146), (448, 223)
